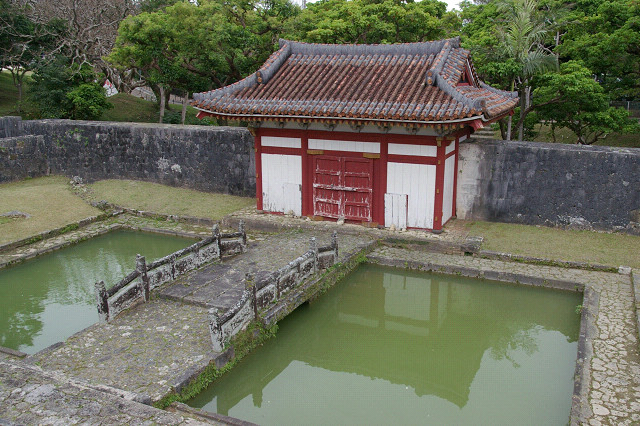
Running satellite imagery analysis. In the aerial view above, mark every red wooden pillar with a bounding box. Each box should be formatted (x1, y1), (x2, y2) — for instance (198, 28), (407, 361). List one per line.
(377, 135), (389, 227)
(452, 136), (460, 217)
(433, 137), (447, 231)
(254, 130), (263, 211)
(301, 132), (313, 217)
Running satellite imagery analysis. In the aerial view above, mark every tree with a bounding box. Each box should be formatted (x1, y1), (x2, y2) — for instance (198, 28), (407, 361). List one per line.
(13, 0), (138, 93)
(556, 0), (640, 100)
(0, 0), (64, 109)
(27, 56), (112, 120)
(495, 0), (557, 140)
(286, 0), (452, 44)
(109, 0), (300, 122)
(533, 61), (639, 144)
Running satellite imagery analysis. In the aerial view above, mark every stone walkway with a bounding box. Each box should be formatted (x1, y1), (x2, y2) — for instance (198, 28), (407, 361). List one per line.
(368, 246), (640, 425)
(0, 361), (211, 425)
(28, 229), (374, 404)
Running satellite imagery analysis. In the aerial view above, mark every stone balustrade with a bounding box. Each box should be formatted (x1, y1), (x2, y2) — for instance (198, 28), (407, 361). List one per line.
(95, 222), (246, 322)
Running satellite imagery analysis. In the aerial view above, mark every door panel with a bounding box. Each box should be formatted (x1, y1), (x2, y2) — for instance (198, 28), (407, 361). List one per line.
(313, 155), (373, 222)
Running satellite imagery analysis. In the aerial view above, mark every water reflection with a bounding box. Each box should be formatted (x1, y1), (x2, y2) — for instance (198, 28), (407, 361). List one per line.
(0, 231), (193, 354)
(190, 264), (581, 425)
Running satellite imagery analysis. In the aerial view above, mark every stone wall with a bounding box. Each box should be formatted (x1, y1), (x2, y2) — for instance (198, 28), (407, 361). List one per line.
(457, 139), (640, 232)
(0, 117), (255, 196)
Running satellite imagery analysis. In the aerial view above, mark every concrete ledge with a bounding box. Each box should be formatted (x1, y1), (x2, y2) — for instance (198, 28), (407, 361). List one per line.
(114, 206), (218, 227)
(167, 401), (258, 425)
(631, 269), (640, 347)
(0, 221), (202, 271)
(477, 250), (618, 273)
(571, 286), (599, 425)
(368, 254), (585, 292)
(0, 211), (114, 254)
(0, 346), (27, 359)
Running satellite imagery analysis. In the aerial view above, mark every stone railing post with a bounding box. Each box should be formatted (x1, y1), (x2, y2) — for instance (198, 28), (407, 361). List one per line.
(332, 231), (339, 264)
(245, 273), (257, 319)
(239, 220), (246, 249)
(95, 280), (109, 323)
(310, 237), (318, 273)
(136, 254), (150, 302)
(208, 308), (224, 352)
(212, 223), (221, 258)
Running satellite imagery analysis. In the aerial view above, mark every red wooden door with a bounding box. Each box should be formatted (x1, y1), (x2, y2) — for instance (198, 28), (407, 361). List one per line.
(313, 156), (373, 222)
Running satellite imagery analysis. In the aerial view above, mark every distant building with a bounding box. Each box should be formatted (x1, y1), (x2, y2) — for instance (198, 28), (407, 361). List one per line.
(103, 79), (118, 97)
(193, 38), (517, 231)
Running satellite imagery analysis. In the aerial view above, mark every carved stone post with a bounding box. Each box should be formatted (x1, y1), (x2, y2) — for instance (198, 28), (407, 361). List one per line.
(239, 220), (247, 249)
(208, 308), (224, 352)
(95, 280), (109, 323)
(310, 237), (318, 273)
(136, 254), (150, 301)
(212, 223), (221, 258)
(245, 273), (257, 319)
(332, 231), (339, 264)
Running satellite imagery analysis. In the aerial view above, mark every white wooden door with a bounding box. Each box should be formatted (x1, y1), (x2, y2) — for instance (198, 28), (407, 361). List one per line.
(386, 162), (436, 229)
(261, 154), (301, 214)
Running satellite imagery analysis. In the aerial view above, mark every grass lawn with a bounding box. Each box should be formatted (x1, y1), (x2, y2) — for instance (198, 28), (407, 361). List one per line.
(100, 93), (204, 124)
(462, 220), (640, 269)
(532, 124), (640, 148)
(0, 176), (102, 245)
(88, 179), (255, 219)
(0, 70), (22, 117)
(488, 123), (640, 148)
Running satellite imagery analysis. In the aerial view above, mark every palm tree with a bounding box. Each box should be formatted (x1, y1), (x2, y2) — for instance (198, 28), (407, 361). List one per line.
(498, 0), (557, 140)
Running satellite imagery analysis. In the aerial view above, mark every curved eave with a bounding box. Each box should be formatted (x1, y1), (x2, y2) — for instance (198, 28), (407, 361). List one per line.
(194, 107), (488, 129)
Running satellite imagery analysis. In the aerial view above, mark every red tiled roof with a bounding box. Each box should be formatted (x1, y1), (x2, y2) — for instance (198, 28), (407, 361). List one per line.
(193, 38), (518, 128)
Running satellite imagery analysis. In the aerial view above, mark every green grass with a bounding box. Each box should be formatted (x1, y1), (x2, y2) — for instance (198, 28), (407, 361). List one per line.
(488, 123), (640, 148)
(0, 176), (102, 245)
(100, 93), (205, 124)
(88, 179), (255, 219)
(99, 93), (161, 123)
(0, 70), (23, 116)
(462, 220), (640, 269)
(531, 124), (640, 148)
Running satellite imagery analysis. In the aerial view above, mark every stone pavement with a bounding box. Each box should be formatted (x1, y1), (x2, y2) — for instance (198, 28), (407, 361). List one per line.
(368, 246), (640, 426)
(0, 360), (212, 425)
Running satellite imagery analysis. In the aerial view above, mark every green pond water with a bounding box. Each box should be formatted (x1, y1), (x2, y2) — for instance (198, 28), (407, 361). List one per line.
(189, 264), (582, 425)
(0, 230), (194, 354)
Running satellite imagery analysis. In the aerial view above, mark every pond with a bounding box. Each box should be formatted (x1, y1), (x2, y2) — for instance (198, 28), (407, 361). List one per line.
(0, 230), (195, 354)
(189, 264), (582, 425)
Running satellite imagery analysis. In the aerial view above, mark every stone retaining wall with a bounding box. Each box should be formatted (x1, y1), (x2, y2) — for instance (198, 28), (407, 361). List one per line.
(0, 116), (255, 196)
(457, 139), (640, 233)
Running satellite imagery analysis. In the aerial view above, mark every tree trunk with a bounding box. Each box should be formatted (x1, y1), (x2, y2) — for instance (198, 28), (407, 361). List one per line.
(498, 119), (507, 140)
(517, 85), (530, 141)
(181, 91), (188, 125)
(506, 115), (513, 141)
(159, 84), (166, 123)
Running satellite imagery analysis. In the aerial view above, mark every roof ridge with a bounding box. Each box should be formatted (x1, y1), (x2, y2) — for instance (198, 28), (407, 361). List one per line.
(278, 38), (459, 57)
(256, 43), (292, 85)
